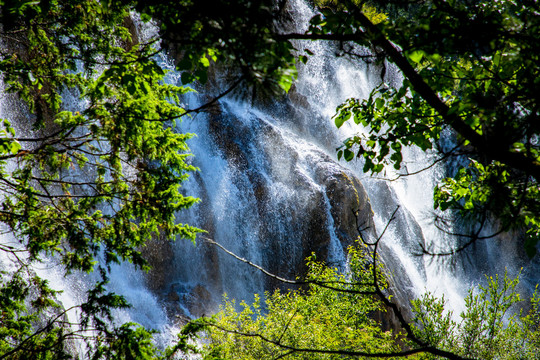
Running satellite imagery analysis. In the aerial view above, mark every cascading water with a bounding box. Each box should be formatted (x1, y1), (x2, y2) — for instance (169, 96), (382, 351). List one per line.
(165, 0), (450, 314)
(164, 0), (536, 320)
(1, 0), (537, 353)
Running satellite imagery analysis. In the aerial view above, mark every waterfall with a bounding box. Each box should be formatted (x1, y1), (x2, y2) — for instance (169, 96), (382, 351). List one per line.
(1, 0), (536, 352)
(165, 0), (449, 314)
(164, 0), (536, 320)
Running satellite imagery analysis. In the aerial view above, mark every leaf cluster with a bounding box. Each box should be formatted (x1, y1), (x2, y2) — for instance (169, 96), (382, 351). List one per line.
(411, 273), (540, 359)
(200, 247), (400, 360)
(0, 0), (201, 357)
(130, 0), (299, 94)
(188, 246), (540, 360)
(320, 0), (540, 255)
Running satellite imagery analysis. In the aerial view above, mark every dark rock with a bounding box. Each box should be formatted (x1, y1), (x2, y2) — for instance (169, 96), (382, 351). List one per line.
(121, 15), (140, 51)
(185, 284), (215, 318)
(144, 236), (175, 292)
(315, 162), (376, 248)
(287, 83), (310, 109)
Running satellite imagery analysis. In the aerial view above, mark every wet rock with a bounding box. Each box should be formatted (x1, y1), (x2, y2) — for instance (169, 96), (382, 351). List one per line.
(185, 284), (215, 318)
(370, 306), (406, 335)
(287, 83), (310, 109)
(153, 101), (415, 327)
(162, 283), (216, 325)
(144, 235), (175, 292)
(207, 111), (250, 170)
(121, 15), (140, 51)
(167, 289), (180, 302)
(188, 171), (223, 294)
(315, 162), (376, 248)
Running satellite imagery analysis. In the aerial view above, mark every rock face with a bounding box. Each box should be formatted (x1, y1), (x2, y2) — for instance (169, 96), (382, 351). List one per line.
(144, 92), (386, 320)
(140, 70), (429, 330)
(200, 101), (378, 288)
(141, 31), (422, 327)
(144, 236), (176, 292)
(317, 163), (376, 247)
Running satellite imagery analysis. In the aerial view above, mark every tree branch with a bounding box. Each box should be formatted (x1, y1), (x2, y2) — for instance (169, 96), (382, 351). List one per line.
(279, 16), (540, 181)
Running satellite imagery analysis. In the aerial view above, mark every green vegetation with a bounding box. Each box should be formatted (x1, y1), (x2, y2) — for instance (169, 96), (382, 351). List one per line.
(410, 274), (540, 359)
(0, 0), (300, 357)
(188, 1), (540, 358)
(203, 248), (398, 359)
(325, 0), (540, 256)
(130, 0), (298, 94)
(1, 0), (540, 358)
(314, 0), (387, 24)
(0, 0), (199, 357)
(187, 246), (540, 359)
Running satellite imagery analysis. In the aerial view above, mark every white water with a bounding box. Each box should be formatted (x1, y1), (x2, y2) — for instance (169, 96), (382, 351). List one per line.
(168, 0), (460, 315)
(167, 0), (535, 320)
(0, 0), (534, 354)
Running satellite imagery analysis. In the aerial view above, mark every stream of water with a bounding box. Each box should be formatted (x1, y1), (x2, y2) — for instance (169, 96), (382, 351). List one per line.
(1, 0), (536, 352)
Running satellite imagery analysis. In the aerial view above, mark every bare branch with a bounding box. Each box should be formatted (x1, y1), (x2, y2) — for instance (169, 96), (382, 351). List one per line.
(202, 237), (376, 294)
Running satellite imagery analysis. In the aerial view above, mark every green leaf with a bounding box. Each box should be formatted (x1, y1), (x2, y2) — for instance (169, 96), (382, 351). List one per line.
(195, 69), (208, 84)
(375, 97), (384, 110)
(177, 57), (193, 71)
(127, 83), (137, 95)
(343, 149), (354, 161)
(9, 141), (21, 154)
(140, 12), (152, 22)
(455, 188), (469, 197)
(181, 72), (194, 85)
(408, 50), (424, 63)
(334, 112), (351, 128)
(524, 237), (538, 258)
(199, 56), (210, 68)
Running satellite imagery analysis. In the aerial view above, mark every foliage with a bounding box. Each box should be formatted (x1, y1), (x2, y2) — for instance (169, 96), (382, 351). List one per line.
(129, 0), (299, 94)
(2, 0), (540, 358)
(411, 274), (540, 359)
(190, 247), (540, 360)
(200, 247), (400, 360)
(314, 0), (540, 255)
(0, 0), (308, 357)
(314, 0), (387, 25)
(0, 0), (200, 358)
